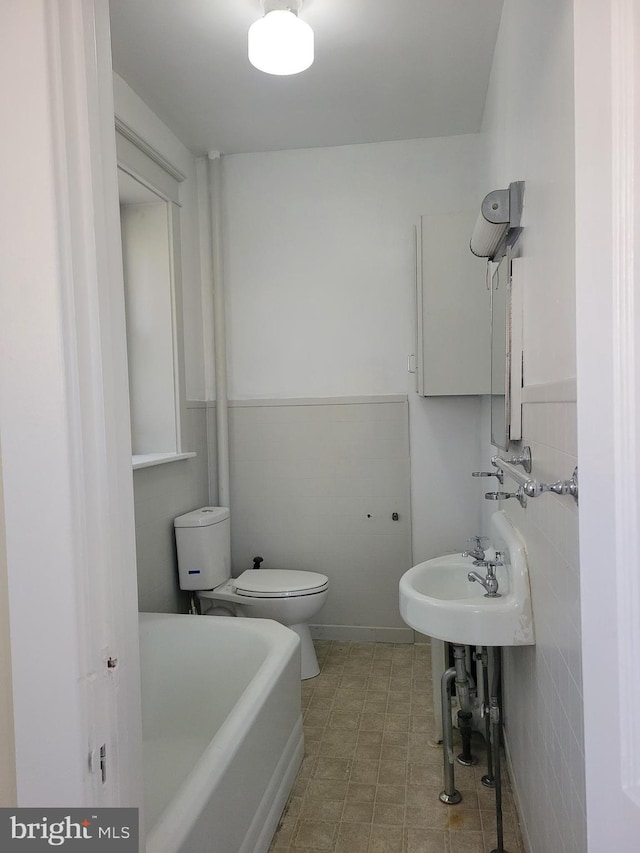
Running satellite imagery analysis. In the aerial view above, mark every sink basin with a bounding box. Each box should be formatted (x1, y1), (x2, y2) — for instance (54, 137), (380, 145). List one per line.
(399, 511), (534, 647)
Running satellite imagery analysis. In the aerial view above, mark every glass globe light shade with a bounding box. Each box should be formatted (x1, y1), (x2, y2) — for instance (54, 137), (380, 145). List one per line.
(248, 9), (314, 76)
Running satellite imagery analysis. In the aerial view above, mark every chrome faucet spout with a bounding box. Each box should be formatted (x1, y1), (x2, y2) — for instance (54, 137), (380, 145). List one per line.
(467, 559), (503, 598)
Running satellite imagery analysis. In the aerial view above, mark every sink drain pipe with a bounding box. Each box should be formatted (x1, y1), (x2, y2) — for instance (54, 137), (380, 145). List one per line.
(439, 643), (476, 804)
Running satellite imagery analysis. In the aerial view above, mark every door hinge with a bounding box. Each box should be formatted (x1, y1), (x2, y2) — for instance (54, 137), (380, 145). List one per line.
(89, 744), (107, 784)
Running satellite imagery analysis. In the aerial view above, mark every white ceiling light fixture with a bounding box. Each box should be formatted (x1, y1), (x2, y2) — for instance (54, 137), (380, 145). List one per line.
(248, 0), (314, 76)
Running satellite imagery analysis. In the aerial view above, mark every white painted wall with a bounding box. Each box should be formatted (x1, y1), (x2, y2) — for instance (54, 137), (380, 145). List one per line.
(222, 136), (483, 400)
(480, 3), (583, 851)
(222, 137), (486, 576)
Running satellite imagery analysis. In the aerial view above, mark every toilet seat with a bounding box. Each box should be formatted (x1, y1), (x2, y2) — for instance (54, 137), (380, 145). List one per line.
(233, 569), (328, 599)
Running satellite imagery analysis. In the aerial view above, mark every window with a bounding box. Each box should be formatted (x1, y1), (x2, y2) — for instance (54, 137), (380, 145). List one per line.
(116, 130), (191, 468)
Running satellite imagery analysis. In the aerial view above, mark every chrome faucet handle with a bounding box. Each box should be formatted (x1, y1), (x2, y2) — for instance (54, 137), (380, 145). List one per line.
(472, 559), (504, 571)
(484, 491), (518, 501)
(467, 535), (489, 546)
(473, 470), (504, 485)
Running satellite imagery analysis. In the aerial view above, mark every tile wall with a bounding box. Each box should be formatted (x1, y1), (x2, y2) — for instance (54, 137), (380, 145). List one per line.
(489, 398), (584, 852)
(228, 398), (413, 641)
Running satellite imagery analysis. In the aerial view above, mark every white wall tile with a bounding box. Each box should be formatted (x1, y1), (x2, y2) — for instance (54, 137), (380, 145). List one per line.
(500, 401), (583, 853)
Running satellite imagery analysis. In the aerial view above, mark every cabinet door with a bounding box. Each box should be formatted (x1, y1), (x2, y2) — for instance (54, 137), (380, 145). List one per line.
(415, 214), (490, 396)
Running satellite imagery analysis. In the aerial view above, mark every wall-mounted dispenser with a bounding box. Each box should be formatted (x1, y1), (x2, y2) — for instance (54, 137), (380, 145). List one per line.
(470, 181), (525, 260)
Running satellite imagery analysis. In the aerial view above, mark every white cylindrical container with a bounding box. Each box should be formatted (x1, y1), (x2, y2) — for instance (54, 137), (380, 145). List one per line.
(174, 507), (231, 591)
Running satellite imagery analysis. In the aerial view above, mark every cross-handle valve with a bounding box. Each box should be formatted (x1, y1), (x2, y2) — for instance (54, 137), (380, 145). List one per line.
(462, 535), (490, 561)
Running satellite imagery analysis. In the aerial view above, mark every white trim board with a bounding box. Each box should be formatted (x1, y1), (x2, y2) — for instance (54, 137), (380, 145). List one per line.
(521, 378), (576, 403)
(229, 395), (408, 408)
(310, 624), (414, 644)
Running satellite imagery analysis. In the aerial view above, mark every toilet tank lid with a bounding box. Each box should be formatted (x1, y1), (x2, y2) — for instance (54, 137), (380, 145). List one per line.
(174, 507), (230, 528)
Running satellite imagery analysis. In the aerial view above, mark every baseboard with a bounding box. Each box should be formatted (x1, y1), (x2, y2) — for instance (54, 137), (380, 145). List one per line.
(503, 731), (531, 853)
(309, 624), (415, 644)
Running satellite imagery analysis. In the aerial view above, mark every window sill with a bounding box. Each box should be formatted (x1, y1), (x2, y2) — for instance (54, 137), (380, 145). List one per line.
(132, 452), (196, 470)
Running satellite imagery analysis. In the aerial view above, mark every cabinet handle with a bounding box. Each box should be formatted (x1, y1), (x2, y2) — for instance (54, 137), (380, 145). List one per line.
(407, 354), (416, 374)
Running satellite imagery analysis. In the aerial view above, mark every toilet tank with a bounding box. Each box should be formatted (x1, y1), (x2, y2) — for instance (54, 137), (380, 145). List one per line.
(174, 507), (231, 591)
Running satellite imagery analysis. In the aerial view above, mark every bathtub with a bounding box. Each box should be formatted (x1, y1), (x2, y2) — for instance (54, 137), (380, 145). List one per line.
(139, 613), (303, 853)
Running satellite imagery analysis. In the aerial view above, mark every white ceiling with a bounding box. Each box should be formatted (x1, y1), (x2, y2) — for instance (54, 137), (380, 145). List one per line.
(108, 0), (504, 156)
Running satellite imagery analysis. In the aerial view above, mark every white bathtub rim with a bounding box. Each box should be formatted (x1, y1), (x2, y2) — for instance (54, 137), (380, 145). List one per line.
(140, 613), (300, 853)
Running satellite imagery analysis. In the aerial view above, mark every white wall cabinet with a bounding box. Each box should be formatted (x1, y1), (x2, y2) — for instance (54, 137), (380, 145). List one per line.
(414, 213), (490, 396)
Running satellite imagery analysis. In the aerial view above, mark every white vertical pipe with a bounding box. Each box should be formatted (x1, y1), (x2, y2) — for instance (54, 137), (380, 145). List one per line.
(208, 152), (231, 508)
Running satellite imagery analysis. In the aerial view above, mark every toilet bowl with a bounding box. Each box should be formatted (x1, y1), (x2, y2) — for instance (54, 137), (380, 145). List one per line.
(174, 507), (329, 679)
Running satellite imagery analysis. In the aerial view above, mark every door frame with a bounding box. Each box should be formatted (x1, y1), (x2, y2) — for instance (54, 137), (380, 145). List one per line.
(575, 0), (640, 846)
(0, 0), (142, 813)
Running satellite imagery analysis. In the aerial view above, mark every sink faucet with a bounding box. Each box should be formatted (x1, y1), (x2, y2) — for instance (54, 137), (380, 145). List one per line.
(462, 535), (489, 561)
(468, 558), (503, 598)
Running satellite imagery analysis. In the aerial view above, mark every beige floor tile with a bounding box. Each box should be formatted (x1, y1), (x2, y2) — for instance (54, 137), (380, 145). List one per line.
(375, 784), (406, 805)
(293, 820), (338, 850)
(340, 674), (369, 690)
(406, 784), (443, 809)
(342, 801), (375, 824)
(448, 830), (484, 852)
(409, 764), (442, 787)
(405, 828), (448, 853)
(335, 821), (371, 853)
(360, 712), (386, 732)
(318, 740), (357, 759)
(373, 645), (394, 660)
(351, 759), (381, 784)
(446, 804), (482, 833)
(306, 778), (348, 801)
(384, 714), (410, 733)
(299, 797), (345, 823)
(304, 709), (331, 728)
(279, 641), (524, 853)
(369, 675), (392, 691)
(359, 730), (384, 746)
(364, 697), (388, 714)
(313, 756), (352, 781)
(380, 743), (408, 762)
(328, 709), (361, 730)
(308, 694), (335, 713)
(405, 801), (449, 830)
(347, 782), (377, 803)
(373, 802), (405, 826)
(383, 731), (409, 747)
(368, 824), (404, 853)
(377, 759), (408, 786)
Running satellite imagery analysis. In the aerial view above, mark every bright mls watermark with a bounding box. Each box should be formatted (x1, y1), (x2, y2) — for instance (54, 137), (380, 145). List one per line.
(0, 809), (138, 850)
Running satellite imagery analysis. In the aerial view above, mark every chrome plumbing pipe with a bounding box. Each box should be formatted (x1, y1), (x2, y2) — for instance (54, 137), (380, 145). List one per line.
(480, 647), (495, 788)
(439, 665), (461, 804)
(489, 647), (505, 853)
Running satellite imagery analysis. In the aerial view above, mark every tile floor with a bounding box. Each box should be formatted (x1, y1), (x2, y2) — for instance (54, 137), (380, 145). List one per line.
(269, 640), (525, 853)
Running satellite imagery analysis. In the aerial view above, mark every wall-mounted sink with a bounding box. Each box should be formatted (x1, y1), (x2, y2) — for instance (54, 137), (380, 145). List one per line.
(399, 511), (534, 647)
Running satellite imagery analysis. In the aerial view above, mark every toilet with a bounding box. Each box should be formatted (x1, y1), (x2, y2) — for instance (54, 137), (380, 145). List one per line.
(174, 506), (329, 679)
